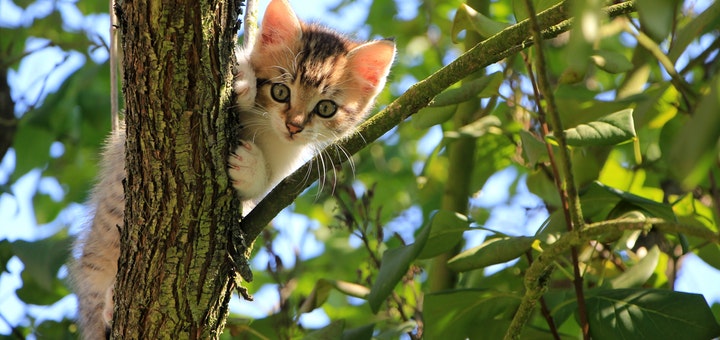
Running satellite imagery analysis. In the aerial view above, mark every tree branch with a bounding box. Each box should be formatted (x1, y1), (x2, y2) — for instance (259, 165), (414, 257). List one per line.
(239, 0), (637, 248)
(522, 0), (589, 337)
(242, 0), (258, 48)
(504, 217), (720, 339)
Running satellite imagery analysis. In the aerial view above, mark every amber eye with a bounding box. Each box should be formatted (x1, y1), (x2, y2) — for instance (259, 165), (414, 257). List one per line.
(270, 83), (290, 103)
(314, 100), (337, 118)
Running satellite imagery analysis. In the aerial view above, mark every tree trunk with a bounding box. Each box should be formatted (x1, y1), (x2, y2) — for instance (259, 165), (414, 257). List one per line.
(113, 0), (242, 338)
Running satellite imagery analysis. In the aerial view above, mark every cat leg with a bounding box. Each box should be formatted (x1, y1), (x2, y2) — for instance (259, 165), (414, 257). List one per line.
(233, 48), (257, 110)
(228, 140), (268, 200)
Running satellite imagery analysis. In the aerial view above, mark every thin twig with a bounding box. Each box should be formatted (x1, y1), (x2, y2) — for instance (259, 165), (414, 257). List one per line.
(520, 0), (588, 338)
(505, 217), (720, 339)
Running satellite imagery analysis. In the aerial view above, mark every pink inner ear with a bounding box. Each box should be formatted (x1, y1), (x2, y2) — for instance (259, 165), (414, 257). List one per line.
(349, 41), (396, 92)
(259, 0), (301, 46)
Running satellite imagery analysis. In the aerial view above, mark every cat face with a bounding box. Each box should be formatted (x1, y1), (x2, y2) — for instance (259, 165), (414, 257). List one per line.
(249, 0), (395, 145)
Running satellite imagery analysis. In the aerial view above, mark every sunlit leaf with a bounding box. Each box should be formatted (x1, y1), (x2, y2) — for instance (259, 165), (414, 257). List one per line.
(561, 109), (636, 147)
(609, 246), (660, 288)
(586, 289), (720, 339)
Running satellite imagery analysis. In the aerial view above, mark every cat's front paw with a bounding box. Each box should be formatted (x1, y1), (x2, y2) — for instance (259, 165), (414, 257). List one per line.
(229, 141), (268, 199)
(233, 51), (257, 110)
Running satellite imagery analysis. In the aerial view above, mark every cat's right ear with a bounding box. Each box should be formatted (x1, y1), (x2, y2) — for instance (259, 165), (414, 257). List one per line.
(257, 0), (301, 48)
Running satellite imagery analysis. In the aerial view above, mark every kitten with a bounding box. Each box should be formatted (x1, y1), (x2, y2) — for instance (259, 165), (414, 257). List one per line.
(71, 0), (395, 338)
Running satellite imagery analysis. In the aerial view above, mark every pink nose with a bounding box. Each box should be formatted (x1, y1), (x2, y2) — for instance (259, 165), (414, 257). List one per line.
(286, 123), (303, 135)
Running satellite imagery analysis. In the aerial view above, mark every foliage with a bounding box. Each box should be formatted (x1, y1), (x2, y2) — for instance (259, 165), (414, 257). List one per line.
(2, 0), (720, 339)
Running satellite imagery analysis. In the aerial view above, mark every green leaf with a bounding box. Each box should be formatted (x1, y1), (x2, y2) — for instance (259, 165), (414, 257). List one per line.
(586, 289), (720, 339)
(26, 11), (93, 52)
(11, 232), (71, 292)
(304, 320), (345, 340)
(519, 130), (548, 165)
(429, 72), (503, 108)
(447, 236), (535, 272)
(563, 0), (604, 78)
(0, 240), (13, 274)
(526, 170), (562, 209)
(342, 324), (374, 340)
(635, 0), (680, 41)
(424, 289), (520, 339)
(581, 181), (675, 221)
(591, 50), (634, 74)
(696, 244), (720, 271)
(512, 0), (562, 22)
(668, 1), (720, 61)
(554, 84), (636, 129)
(367, 219), (430, 313)
(10, 125), (55, 179)
(562, 109), (636, 147)
(299, 279), (370, 314)
(668, 75), (720, 189)
(16, 268), (69, 305)
(33, 318), (78, 340)
(609, 246), (660, 288)
(32, 191), (65, 224)
(418, 210), (470, 260)
(0, 27), (28, 69)
(412, 105), (457, 129)
(452, 4), (509, 43)
(444, 115), (501, 139)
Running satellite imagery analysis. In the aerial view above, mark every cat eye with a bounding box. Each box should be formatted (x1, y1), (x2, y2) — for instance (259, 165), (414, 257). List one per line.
(314, 100), (337, 118)
(271, 83), (290, 103)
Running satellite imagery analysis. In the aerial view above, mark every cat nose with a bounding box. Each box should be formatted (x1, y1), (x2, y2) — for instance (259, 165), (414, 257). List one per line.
(286, 122), (304, 135)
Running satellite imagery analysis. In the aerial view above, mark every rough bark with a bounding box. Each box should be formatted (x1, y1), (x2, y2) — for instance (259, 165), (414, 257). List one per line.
(113, 0), (243, 338)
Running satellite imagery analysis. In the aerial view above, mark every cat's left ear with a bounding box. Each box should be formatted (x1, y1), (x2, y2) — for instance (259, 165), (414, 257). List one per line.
(257, 0), (302, 48)
(346, 39), (396, 94)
